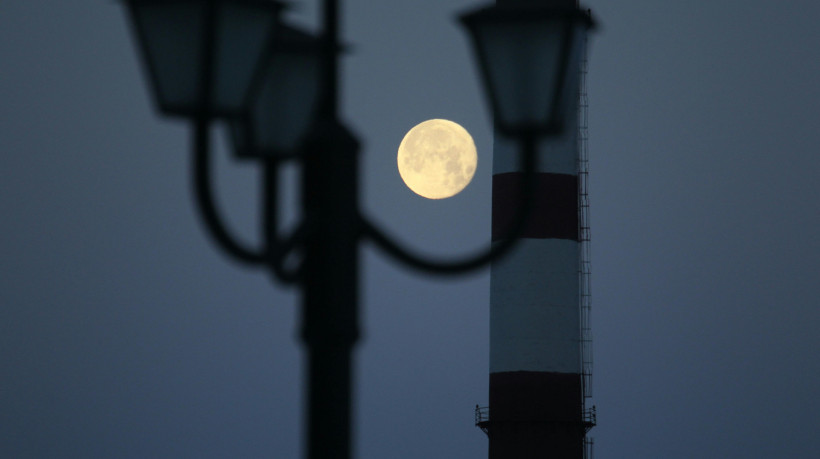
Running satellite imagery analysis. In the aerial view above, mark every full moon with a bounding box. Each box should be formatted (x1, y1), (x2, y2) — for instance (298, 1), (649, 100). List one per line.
(397, 119), (478, 199)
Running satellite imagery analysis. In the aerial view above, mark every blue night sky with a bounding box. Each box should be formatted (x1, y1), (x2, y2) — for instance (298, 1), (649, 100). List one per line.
(2, 1), (819, 457)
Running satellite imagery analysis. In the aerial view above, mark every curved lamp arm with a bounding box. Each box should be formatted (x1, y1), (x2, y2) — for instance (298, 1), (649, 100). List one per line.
(266, 225), (305, 284)
(362, 135), (537, 275)
(261, 157), (304, 284)
(192, 118), (267, 265)
(193, 122), (308, 282)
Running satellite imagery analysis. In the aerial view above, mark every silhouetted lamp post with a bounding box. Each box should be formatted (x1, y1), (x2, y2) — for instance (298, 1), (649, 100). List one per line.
(121, 1), (594, 458)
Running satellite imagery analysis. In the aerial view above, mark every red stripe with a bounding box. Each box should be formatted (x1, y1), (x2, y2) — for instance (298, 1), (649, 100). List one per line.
(489, 371), (582, 422)
(492, 172), (579, 242)
(488, 371), (584, 458)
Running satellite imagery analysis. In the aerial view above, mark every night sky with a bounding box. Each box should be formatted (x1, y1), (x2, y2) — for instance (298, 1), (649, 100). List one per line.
(2, 1), (819, 458)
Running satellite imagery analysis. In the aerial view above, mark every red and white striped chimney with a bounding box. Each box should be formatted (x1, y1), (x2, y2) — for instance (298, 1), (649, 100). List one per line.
(484, 1), (591, 457)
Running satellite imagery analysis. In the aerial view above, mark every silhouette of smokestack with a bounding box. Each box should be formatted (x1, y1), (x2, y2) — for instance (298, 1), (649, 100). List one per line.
(482, 0), (593, 457)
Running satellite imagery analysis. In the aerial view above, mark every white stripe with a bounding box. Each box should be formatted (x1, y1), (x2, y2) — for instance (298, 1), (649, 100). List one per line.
(490, 239), (580, 374)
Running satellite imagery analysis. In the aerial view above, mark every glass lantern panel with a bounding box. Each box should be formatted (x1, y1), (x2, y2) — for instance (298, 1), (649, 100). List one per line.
(478, 19), (565, 131)
(130, 2), (206, 113)
(230, 115), (251, 156)
(249, 51), (321, 153)
(212, 2), (278, 115)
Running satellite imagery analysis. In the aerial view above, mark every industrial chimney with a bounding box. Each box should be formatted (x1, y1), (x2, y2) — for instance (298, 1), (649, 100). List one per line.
(476, 0), (595, 457)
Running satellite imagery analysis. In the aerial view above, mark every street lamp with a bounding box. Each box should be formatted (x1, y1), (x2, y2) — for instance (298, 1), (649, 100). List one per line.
(121, 1), (595, 458)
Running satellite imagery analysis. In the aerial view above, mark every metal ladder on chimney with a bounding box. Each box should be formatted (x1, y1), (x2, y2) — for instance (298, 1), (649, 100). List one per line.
(577, 35), (596, 459)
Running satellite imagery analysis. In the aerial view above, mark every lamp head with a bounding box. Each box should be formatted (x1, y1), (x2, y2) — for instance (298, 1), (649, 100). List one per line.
(459, 2), (596, 138)
(123, 0), (286, 119)
(231, 24), (326, 159)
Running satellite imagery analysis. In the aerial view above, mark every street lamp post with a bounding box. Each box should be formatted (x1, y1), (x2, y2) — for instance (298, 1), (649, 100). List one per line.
(121, 1), (595, 458)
